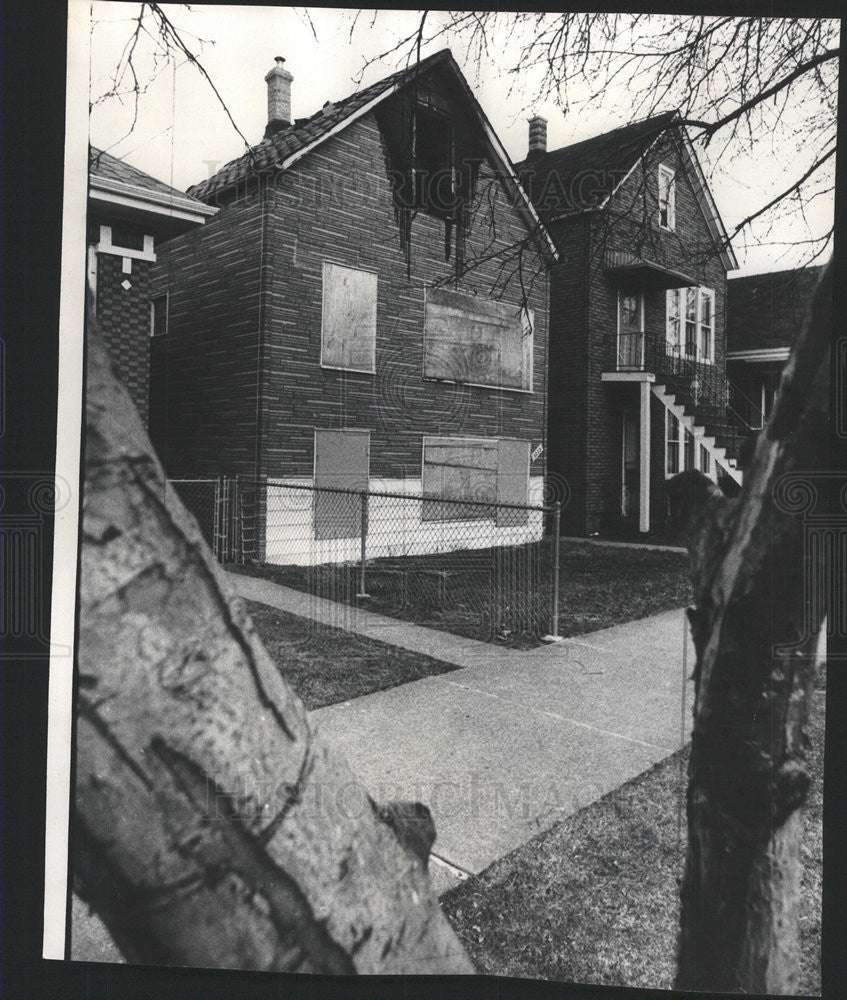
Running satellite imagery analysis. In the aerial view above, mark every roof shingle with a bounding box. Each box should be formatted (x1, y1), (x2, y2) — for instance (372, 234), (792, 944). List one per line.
(186, 48), (452, 202)
(89, 147), (206, 205)
(727, 265), (825, 352)
(515, 110), (679, 219)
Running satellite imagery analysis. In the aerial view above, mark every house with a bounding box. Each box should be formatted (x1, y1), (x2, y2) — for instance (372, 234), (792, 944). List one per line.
(726, 264), (825, 429)
(149, 49), (556, 564)
(517, 111), (745, 537)
(87, 148), (217, 425)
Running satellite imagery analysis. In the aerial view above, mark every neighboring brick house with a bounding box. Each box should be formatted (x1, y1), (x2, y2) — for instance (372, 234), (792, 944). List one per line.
(726, 264), (825, 428)
(87, 148), (217, 425)
(150, 49), (556, 564)
(517, 111), (744, 537)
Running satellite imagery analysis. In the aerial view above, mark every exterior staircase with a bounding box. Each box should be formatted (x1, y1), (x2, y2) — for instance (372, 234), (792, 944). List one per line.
(652, 373), (749, 486)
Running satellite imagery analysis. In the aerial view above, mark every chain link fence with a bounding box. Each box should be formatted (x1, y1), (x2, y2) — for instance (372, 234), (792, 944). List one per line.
(166, 477), (561, 643)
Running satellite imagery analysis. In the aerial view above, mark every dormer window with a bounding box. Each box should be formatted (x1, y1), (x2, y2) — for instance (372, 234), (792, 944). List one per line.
(658, 164), (676, 230)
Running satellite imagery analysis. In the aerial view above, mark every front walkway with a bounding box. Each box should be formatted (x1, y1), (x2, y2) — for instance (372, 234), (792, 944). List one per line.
(230, 573), (694, 896)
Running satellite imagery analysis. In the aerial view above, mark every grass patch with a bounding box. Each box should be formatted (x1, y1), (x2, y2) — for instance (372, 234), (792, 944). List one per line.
(441, 675), (825, 993)
(232, 540), (692, 648)
(245, 599), (458, 709)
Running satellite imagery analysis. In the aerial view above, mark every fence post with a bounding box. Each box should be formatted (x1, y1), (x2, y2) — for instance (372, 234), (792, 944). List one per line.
(544, 501), (562, 642)
(356, 489), (369, 599)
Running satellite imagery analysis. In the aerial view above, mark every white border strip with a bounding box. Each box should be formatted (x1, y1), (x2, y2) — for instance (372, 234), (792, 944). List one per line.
(43, 0), (90, 961)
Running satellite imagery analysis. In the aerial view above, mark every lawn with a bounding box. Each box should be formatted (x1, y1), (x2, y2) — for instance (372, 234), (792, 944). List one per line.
(231, 539), (693, 648)
(440, 674), (825, 994)
(245, 599), (458, 709)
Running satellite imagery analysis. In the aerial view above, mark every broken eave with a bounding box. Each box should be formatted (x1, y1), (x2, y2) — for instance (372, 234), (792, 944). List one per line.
(605, 251), (696, 289)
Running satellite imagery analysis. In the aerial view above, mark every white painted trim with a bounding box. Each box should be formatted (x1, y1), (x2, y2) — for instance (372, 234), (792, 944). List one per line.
(726, 347), (791, 363)
(639, 380), (651, 533)
(96, 225), (156, 262)
(89, 174), (218, 221)
(601, 371), (655, 383)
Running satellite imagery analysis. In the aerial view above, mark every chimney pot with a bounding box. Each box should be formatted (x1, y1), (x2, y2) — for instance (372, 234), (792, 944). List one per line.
(265, 56), (293, 138)
(528, 115), (547, 157)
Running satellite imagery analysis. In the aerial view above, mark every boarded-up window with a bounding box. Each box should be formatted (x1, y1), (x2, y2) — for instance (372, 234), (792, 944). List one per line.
(422, 436), (529, 523)
(424, 287), (533, 391)
(495, 439), (530, 527)
(314, 429), (369, 540)
(321, 262), (377, 373)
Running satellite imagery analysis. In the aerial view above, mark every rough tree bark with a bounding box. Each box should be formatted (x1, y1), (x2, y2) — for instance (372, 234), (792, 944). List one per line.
(668, 264), (831, 993)
(73, 321), (474, 974)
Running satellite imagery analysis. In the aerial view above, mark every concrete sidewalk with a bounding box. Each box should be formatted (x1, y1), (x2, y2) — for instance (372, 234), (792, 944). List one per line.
(231, 572), (693, 896)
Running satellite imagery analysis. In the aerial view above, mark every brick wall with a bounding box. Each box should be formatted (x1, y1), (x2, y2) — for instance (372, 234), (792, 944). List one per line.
(256, 110), (549, 485)
(149, 193), (265, 476)
(547, 130), (730, 535)
(93, 240), (154, 427)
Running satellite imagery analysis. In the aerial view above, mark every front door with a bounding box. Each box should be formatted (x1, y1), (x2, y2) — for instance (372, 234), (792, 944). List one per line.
(621, 410), (639, 519)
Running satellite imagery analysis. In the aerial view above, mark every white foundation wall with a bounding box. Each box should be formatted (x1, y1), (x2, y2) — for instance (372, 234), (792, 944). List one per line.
(263, 477), (546, 566)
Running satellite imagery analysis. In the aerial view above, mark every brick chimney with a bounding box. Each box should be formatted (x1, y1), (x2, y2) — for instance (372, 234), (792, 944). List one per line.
(265, 56), (293, 138)
(527, 115), (547, 157)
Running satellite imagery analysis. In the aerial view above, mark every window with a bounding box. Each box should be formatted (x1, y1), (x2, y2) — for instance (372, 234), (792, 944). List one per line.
(683, 426), (695, 471)
(424, 287), (533, 391)
(666, 411), (695, 477)
(699, 289), (715, 363)
(658, 164), (676, 230)
(313, 429), (370, 540)
(699, 444), (711, 476)
(321, 262), (377, 373)
(618, 289), (644, 368)
(666, 287), (715, 363)
(421, 437), (530, 524)
(666, 411), (681, 475)
(150, 294), (168, 337)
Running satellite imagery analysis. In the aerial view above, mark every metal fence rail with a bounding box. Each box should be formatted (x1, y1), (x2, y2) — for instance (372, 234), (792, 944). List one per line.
(167, 476), (562, 642)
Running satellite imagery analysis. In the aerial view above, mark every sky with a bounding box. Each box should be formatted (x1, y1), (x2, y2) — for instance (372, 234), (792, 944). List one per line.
(82, 2), (838, 274)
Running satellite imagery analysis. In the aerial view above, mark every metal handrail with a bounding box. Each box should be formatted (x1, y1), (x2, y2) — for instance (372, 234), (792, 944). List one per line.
(608, 332), (764, 432)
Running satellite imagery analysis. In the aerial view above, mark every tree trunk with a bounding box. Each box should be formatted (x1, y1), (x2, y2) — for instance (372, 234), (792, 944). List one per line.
(73, 321), (474, 974)
(670, 264), (831, 992)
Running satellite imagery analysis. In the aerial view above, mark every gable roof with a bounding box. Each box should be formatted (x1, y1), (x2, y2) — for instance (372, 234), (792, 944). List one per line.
(89, 147), (217, 225)
(186, 48), (557, 260)
(516, 110), (737, 271)
(726, 265), (825, 354)
(516, 110), (678, 217)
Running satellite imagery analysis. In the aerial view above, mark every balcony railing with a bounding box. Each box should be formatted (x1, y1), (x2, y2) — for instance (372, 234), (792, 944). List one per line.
(607, 332), (764, 432)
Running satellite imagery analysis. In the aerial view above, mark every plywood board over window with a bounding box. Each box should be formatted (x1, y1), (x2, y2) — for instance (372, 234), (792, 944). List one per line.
(313, 429), (370, 540)
(321, 262), (377, 373)
(421, 436), (530, 524)
(495, 439), (530, 527)
(424, 287), (533, 391)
